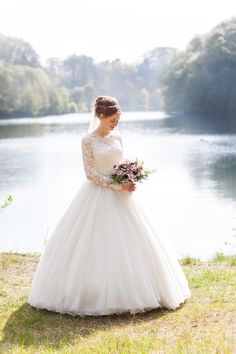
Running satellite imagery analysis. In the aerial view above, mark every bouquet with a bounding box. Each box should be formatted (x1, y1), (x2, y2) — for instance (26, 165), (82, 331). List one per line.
(110, 158), (152, 185)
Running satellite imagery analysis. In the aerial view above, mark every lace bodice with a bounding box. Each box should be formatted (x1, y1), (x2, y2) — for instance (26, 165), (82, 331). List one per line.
(81, 131), (123, 191)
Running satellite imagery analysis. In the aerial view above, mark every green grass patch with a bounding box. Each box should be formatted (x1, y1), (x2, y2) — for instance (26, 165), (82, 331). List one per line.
(211, 252), (236, 266)
(180, 256), (200, 265)
(0, 252), (235, 353)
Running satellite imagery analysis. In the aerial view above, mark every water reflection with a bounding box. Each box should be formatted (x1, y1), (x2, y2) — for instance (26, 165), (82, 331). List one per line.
(182, 136), (236, 202)
(0, 121), (88, 139)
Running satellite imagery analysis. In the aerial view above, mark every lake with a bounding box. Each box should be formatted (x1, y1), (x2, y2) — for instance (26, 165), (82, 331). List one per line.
(0, 111), (235, 260)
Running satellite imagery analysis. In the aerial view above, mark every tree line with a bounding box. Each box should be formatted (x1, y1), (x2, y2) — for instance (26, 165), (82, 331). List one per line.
(160, 17), (236, 120)
(1, 17), (236, 119)
(0, 33), (177, 118)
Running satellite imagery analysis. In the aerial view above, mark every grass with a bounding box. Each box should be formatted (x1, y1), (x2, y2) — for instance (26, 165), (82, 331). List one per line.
(0, 252), (236, 353)
(212, 252), (236, 266)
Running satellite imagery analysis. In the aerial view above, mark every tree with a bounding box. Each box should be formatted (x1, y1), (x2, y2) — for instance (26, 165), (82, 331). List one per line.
(137, 88), (150, 111)
(0, 34), (40, 67)
(160, 17), (236, 120)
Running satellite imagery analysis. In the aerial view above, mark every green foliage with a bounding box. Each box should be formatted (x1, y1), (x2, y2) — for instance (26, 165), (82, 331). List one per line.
(212, 252), (227, 262)
(0, 34), (40, 67)
(0, 33), (180, 117)
(68, 101), (78, 113)
(160, 17), (236, 119)
(0, 61), (72, 117)
(181, 256), (200, 265)
(229, 256), (236, 265)
(2, 18), (236, 119)
(0, 195), (13, 209)
(46, 49), (178, 113)
(210, 252), (236, 266)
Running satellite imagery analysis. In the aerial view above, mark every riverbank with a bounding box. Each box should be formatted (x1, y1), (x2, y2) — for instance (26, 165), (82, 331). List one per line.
(0, 252), (235, 353)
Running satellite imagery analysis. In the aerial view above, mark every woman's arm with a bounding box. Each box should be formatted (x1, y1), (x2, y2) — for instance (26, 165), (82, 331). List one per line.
(81, 136), (123, 191)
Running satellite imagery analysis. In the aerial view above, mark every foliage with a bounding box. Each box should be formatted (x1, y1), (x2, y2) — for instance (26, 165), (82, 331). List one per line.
(0, 61), (71, 117)
(4, 16), (236, 120)
(0, 32), (178, 117)
(0, 34), (40, 67)
(46, 50), (178, 113)
(0, 195), (13, 209)
(160, 17), (236, 120)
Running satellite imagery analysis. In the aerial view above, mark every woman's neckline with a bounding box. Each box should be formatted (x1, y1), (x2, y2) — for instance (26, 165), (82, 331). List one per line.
(91, 131), (114, 139)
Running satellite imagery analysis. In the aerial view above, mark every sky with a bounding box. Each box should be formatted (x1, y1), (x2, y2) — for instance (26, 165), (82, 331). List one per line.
(0, 0), (235, 65)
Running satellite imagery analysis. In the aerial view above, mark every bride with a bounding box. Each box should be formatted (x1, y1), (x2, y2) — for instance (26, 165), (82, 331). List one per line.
(27, 95), (191, 317)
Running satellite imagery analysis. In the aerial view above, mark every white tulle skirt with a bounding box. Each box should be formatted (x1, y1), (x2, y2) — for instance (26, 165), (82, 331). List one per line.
(27, 180), (191, 317)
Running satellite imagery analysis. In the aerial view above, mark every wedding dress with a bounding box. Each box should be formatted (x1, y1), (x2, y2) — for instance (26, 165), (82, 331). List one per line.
(27, 131), (191, 316)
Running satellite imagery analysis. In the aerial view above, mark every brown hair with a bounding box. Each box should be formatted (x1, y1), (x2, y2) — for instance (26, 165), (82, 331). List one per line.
(93, 95), (121, 118)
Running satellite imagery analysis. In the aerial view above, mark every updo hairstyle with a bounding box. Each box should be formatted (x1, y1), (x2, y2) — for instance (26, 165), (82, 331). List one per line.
(94, 96), (121, 118)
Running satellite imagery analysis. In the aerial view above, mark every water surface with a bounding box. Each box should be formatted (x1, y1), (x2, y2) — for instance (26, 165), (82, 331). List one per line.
(0, 111), (235, 260)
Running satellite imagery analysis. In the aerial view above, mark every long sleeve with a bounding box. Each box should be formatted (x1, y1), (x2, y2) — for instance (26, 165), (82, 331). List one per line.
(81, 137), (122, 191)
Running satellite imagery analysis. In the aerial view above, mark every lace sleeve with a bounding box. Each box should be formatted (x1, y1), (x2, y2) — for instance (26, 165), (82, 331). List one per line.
(81, 136), (122, 191)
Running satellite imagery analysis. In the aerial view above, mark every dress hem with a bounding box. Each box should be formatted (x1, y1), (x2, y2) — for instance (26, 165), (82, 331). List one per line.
(26, 297), (190, 318)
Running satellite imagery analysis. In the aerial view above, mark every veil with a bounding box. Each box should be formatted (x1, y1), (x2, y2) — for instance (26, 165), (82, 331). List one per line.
(88, 107), (100, 133)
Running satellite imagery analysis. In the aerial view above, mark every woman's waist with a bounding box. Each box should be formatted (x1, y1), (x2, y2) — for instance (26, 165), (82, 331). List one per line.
(94, 167), (113, 176)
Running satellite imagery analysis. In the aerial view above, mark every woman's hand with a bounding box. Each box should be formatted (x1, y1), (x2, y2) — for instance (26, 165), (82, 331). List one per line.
(122, 182), (136, 192)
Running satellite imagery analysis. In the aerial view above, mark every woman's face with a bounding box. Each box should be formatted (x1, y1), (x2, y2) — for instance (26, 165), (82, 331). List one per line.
(100, 112), (121, 131)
